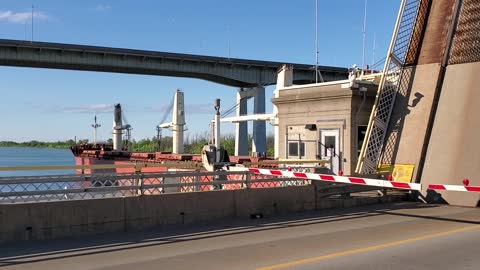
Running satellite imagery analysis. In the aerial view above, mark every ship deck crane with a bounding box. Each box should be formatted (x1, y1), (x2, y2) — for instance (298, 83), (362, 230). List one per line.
(156, 90), (186, 154)
(112, 103), (133, 151)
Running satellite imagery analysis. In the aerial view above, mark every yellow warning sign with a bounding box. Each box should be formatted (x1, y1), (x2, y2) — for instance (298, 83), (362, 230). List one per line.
(377, 164), (415, 183)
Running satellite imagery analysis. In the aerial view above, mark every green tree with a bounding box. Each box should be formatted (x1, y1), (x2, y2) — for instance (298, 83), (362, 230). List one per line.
(0, 133), (276, 157)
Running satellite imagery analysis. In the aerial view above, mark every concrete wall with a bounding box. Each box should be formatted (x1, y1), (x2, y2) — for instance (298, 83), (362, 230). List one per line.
(380, 64), (441, 181)
(419, 62), (480, 206)
(0, 186), (406, 244)
(379, 0), (456, 181)
(416, 0), (455, 65)
(378, 0), (480, 207)
(0, 198), (126, 242)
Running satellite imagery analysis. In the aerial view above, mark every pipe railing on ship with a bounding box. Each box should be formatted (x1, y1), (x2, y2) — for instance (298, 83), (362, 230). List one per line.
(0, 159), (329, 172)
(244, 159), (328, 166)
(0, 162), (203, 172)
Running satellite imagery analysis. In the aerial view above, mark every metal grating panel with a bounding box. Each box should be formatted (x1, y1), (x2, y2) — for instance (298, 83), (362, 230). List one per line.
(449, 0), (480, 64)
(357, 0), (423, 174)
(0, 171), (312, 203)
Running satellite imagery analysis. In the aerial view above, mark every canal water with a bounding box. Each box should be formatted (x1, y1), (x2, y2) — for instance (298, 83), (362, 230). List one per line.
(0, 147), (75, 177)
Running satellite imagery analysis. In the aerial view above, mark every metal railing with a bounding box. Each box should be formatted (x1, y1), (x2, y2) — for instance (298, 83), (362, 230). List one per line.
(0, 171), (310, 203)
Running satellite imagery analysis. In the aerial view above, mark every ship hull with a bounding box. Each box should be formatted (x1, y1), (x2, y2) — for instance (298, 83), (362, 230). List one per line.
(74, 156), (281, 191)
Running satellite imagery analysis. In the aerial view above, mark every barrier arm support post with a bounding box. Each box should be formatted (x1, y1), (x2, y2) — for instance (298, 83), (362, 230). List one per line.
(135, 163), (143, 195)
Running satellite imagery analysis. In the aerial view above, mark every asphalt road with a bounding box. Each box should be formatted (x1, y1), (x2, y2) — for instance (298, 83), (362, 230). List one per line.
(1, 202), (479, 270)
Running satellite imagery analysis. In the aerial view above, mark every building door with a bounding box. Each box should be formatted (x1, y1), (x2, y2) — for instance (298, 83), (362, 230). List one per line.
(320, 129), (341, 174)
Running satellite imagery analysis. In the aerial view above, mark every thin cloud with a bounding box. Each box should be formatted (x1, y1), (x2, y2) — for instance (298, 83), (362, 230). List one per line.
(63, 104), (113, 114)
(149, 103), (213, 115)
(95, 4), (112, 11)
(188, 104), (214, 114)
(0, 10), (49, 24)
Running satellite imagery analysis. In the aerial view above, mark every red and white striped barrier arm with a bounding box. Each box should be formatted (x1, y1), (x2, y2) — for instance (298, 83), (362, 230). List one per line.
(248, 168), (421, 191)
(427, 184), (480, 193)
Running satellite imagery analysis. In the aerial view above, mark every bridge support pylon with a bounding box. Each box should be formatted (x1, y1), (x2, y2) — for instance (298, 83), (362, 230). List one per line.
(234, 87), (267, 156)
(252, 87), (266, 156)
(235, 90), (249, 156)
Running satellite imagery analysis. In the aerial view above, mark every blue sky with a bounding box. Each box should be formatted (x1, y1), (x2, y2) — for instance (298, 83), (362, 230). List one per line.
(0, 0), (399, 142)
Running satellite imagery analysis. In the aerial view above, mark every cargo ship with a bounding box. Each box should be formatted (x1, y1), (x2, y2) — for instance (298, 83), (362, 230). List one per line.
(70, 142), (271, 174)
(69, 96), (280, 191)
(70, 91), (274, 175)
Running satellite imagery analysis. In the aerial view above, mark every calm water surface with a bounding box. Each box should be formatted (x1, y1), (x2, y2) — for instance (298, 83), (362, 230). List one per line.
(0, 147), (75, 177)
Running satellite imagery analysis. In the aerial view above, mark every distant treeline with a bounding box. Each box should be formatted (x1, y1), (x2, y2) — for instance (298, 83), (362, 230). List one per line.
(0, 140), (76, 149)
(0, 134), (275, 156)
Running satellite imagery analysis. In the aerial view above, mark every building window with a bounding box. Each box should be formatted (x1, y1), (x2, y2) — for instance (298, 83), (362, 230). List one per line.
(288, 142), (305, 157)
(357, 126), (368, 156)
(323, 135), (336, 156)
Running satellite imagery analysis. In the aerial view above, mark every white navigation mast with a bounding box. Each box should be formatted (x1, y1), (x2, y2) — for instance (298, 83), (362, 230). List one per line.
(91, 115), (101, 144)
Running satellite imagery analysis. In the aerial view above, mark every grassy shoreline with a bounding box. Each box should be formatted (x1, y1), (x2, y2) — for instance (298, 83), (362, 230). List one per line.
(0, 141), (73, 149)
(0, 135), (274, 156)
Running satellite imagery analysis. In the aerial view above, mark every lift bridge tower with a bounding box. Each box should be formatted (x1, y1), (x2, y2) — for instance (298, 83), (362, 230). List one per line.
(357, 0), (480, 206)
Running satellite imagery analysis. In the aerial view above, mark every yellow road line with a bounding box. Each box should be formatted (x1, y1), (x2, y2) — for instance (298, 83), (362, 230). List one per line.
(257, 224), (480, 270)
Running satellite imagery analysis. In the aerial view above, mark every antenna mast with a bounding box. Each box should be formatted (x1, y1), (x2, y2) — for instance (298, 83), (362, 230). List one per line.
(314, 0), (324, 83)
(362, 0), (368, 69)
(315, 0), (318, 83)
(91, 115), (101, 144)
(31, 5), (34, 42)
(372, 32), (376, 66)
(227, 24), (231, 59)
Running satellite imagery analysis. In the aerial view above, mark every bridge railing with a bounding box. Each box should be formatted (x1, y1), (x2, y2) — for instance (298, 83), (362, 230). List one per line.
(0, 171), (310, 204)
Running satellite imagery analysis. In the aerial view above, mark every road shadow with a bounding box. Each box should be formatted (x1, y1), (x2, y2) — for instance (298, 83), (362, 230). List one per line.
(0, 202), (478, 267)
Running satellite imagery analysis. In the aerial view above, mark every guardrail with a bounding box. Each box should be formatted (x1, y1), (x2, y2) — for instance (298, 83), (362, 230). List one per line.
(0, 171), (310, 203)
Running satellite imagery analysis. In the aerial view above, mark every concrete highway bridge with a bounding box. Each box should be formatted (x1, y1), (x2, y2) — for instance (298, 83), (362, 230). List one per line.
(0, 39), (348, 155)
(0, 39), (347, 87)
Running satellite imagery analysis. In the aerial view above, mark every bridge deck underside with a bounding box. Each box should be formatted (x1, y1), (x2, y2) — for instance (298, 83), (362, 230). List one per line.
(0, 39), (348, 87)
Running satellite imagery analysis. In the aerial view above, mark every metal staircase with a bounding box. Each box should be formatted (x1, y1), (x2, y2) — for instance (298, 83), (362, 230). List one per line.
(356, 0), (423, 174)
